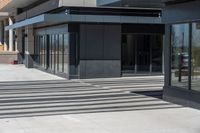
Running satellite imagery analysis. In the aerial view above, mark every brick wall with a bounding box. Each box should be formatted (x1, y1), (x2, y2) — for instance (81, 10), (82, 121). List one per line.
(0, 51), (17, 64)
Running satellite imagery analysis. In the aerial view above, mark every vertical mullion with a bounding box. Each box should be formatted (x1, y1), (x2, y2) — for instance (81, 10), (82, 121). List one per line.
(62, 34), (64, 73)
(150, 35), (152, 73)
(57, 34), (59, 72)
(135, 35), (137, 74)
(188, 23), (192, 90)
(50, 35), (52, 69)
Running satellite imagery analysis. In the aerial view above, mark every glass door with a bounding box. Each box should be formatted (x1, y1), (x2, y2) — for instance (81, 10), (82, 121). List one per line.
(137, 35), (150, 73)
(122, 33), (163, 75)
(122, 34), (136, 73)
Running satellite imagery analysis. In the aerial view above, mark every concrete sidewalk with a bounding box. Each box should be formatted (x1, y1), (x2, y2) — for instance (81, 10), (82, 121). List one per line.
(0, 65), (199, 133)
(0, 107), (199, 133)
(0, 64), (64, 81)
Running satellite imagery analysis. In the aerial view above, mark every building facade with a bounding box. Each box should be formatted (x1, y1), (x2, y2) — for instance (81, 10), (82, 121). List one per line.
(0, 0), (165, 79)
(0, 0), (200, 108)
(163, 0), (200, 108)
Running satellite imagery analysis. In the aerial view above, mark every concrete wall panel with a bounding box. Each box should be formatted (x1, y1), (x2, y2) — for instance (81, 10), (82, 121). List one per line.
(80, 60), (121, 79)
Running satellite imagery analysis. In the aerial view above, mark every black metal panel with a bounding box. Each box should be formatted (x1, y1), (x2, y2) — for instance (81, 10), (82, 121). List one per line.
(164, 0), (195, 5)
(122, 24), (165, 34)
(98, 0), (165, 8)
(68, 7), (161, 17)
(164, 24), (171, 87)
(163, 0), (200, 23)
(80, 24), (121, 60)
(104, 25), (121, 59)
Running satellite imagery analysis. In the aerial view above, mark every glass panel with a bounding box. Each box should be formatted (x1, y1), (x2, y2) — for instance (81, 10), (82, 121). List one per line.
(51, 35), (55, 72)
(192, 22), (200, 92)
(55, 35), (59, 73)
(49, 35), (52, 70)
(59, 34), (63, 72)
(64, 34), (69, 74)
(137, 35), (150, 73)
(152, 35), (163, 73)
(35, 36), (40, 64)
(171, 24), (189, 89)
(122, 34), (163, 74)
(43, 35), (46, 68)
(122, 34), (136, 73)
(40, 36), (44, 67)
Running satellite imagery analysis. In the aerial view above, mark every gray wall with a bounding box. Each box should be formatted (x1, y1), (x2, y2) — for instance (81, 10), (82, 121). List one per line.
(80, 24), (121, 79)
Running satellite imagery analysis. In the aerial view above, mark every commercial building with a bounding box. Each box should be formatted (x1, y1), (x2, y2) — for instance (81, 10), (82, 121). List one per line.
(0, 0), (199, 108)
(163, 0), (200, 108)
(0, 0), (165, 79)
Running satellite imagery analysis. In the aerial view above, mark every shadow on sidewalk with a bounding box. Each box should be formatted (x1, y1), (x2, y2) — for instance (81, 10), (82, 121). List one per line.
(0, 78), (182, 119)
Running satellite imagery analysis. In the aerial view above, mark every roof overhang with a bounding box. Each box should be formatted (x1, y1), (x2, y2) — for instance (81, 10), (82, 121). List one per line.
(5, 13), (162, 31)
(97, 0), (165, 8)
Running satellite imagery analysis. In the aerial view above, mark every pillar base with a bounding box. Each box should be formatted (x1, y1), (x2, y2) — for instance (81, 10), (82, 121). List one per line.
(25, 54), (34, 68)
(17, 53), (24, 64)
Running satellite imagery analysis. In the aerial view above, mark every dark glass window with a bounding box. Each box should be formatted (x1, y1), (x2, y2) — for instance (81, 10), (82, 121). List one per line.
(171, 24), (189, 89)
(49, 35), (52, 69)
(152, 35), (163, 72)
(122, 34), (163, 74)
(40, 36), (43, 67)
(35, 36), (40, 64)
(34, 32), (70, 76)
(59, 34), (63, 73)
(64, 34), (69, 74)
(55, 34), (59, 73)
(191, 22), (200, 92)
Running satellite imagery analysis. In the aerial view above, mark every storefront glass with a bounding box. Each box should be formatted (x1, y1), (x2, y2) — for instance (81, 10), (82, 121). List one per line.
(35, 33), (69, 76)
(192, 22), (200, 92)
(171, 24), (189, 89)
(122, 34), (163, 74)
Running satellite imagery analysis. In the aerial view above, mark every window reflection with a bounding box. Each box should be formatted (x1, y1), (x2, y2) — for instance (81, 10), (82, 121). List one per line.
(171, 24), (189, 89)
(58, 34), (63, 73)
(64, 34), (69, 74)
(192, 22), (200, 92)
(35, 33), (70, 76)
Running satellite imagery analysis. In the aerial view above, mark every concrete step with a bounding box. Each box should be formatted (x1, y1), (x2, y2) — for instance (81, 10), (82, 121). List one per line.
(0, 98), (180, 118)
(0, 76), (165, 119)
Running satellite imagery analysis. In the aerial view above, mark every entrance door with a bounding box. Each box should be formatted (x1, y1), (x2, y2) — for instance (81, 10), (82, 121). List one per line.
(122, 34), (163, 75)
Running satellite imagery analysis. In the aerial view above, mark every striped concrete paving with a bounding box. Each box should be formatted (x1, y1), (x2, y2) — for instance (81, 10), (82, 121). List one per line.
(0, 76), (182, 119)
